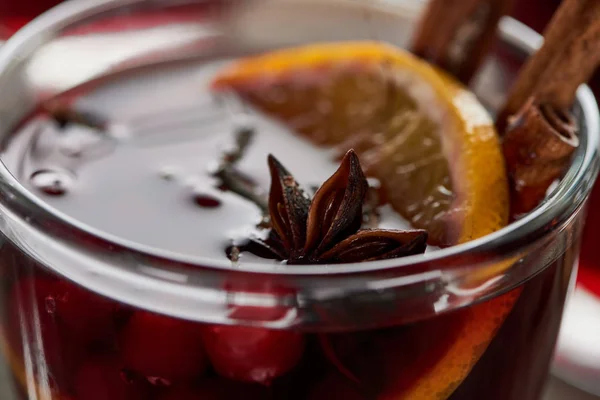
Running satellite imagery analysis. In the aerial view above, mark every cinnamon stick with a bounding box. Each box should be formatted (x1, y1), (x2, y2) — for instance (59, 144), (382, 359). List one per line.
(503, 98), (578, 217)
(498, 0), (600, 130)
(499, 0), (600, 217)
(411, 0), (516, 84)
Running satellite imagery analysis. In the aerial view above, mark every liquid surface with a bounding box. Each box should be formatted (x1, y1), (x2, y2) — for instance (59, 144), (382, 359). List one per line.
(2, 60), (414, 263)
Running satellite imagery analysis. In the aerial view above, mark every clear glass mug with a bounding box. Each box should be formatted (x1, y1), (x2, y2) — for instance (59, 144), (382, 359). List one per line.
(0, 1), (598, 399)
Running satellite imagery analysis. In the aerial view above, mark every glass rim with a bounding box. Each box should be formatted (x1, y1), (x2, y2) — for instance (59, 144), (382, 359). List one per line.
(0, 0), (598, 279)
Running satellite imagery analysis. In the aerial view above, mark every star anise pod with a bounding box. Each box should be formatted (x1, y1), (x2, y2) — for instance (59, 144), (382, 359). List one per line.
(247, 150), (428, 264)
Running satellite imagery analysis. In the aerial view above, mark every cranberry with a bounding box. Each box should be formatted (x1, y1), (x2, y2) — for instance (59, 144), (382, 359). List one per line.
(74, 355), (149, 400)
(223, 280), (294, 322)
(156, 386), (205, 400)
(120, 311), (208, 383)
(7, 278), (82, 388)
(156, 379), (267, 400)
(202, 325), (305, 385)
(9, 277), (116, 347)
(53, 280), (116, 344)
(8, 278), (59, 349)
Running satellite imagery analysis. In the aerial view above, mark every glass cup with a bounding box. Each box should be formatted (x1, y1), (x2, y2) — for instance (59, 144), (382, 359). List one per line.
(0, 1), (598, 399)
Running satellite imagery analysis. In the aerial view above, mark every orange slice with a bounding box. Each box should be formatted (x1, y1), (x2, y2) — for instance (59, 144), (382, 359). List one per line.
(212, 41), (509, 247)
(212, 41), (517, 400)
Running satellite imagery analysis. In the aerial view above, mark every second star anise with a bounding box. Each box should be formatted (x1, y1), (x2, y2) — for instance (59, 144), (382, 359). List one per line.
(246, 150), (428, 264)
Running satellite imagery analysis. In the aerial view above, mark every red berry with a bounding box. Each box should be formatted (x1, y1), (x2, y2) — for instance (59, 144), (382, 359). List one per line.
(223, 280), (294, 322)
(53, 280), (116, 344)
(156, 384), (224, 400)
(156, 386), (204, 400)
(7, 278), (82, 389)
(9, 277), (117, 347)
(202, 325), (305, 385)
(74, 355), (149, 400)
(120, 312), (207, 383)
(156, 380), (267, 400)
(8, 278), (59, 350)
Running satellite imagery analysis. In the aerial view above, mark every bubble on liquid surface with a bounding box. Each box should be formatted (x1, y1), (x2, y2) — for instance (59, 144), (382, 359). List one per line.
(30, 169), (75, 196)
(58, 125), (116, 160)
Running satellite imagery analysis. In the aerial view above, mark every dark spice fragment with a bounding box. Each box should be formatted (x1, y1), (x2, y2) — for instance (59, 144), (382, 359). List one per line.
(43, 101), (108, 131)
(212, 126), (269, 214)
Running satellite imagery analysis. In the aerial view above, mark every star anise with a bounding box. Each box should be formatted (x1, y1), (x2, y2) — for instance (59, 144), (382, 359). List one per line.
(247, 150), (428, 264)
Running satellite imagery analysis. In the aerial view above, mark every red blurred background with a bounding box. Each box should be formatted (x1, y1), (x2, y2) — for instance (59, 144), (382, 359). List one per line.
(0, 0), (63, 32)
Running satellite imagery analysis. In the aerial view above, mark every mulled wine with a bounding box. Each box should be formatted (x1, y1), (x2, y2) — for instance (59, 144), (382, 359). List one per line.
(0, 1), (597, 400)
